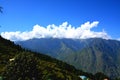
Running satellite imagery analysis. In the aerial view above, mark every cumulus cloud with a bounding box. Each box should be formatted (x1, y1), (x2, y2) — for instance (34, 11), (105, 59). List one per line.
(1, 21), (111, 41)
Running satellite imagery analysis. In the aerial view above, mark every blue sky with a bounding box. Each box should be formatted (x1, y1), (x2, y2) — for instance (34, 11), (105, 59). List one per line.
(0, 0), (120, 41)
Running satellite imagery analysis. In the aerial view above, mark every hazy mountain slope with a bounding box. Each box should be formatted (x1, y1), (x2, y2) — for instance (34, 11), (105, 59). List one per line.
(63, 42), (120, 78)
(16, 38), (88, 57)
(59, 39), (120, 79)
(16, 38), (120, 79)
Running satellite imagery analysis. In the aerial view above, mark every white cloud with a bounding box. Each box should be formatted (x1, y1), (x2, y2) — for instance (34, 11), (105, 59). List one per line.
(117, 38), (120, 41)
(1, 21), (111, 41)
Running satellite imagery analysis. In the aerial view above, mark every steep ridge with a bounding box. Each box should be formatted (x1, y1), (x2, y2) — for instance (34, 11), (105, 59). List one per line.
(61, 38), (120, 79)
(16, 38), (87, 57)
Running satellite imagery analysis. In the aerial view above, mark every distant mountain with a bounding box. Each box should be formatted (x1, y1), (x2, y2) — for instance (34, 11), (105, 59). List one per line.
(16, 38), (90, 57)
(16, 38), (120, 79)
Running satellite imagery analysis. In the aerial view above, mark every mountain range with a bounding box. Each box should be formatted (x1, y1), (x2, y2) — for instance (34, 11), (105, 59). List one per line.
(16, 38), (120, 79)
(1, 35), (111, 80)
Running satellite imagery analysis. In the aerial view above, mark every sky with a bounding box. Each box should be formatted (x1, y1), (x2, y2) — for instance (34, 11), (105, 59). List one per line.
(0, 0), (120, 41)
